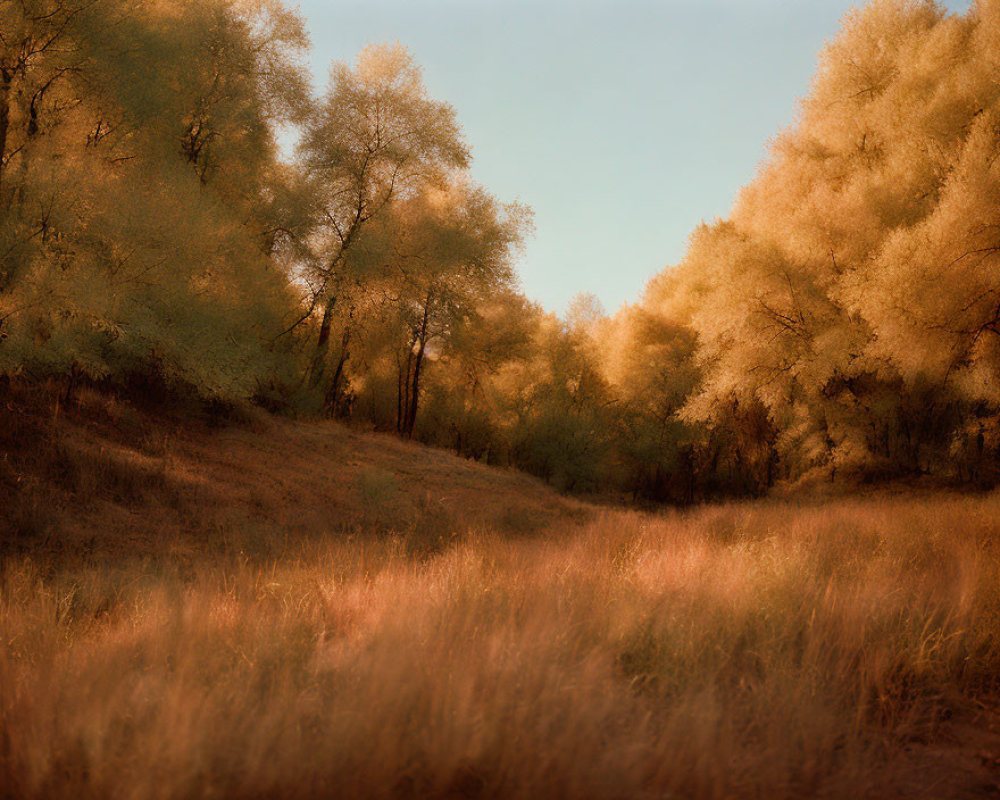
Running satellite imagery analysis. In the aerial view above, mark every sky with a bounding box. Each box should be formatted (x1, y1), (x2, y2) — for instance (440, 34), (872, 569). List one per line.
(293, 0), (972, 315)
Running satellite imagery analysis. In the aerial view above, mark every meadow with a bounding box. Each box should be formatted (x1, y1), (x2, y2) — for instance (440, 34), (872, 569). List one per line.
(3, 398), (1000, 798)
(5, 2), (1000, 796)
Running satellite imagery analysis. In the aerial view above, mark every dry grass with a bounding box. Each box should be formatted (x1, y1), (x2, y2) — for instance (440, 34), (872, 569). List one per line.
(0, 386), (581, 562)
(3, 394), (1000, 798)
(4, 495), (1000, 798)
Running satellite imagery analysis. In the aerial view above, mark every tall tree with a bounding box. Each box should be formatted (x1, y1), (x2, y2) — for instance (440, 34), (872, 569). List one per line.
(391, 181), (529, 436)
(295, 43), (469, 398)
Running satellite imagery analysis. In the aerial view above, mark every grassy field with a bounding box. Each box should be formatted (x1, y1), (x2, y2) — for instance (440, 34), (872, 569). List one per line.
(3, 393), (1000, 798)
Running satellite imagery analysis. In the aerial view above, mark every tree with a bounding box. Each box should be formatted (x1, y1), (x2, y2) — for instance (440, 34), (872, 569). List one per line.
(0, 0), (311, 402)
(295, 43), (469, 400)
(627, 1), (963, 477)
(337, 177), (530, 432)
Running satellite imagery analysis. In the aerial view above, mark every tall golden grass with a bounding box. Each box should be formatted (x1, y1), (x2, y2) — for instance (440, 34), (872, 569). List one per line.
(3, 494), (1000, 798)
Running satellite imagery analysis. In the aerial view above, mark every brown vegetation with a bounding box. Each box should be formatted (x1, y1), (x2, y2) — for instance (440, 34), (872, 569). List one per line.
(0, 387), (580, 562)
(5, 1), (1000, 796)
(3, 397), (1000, 798)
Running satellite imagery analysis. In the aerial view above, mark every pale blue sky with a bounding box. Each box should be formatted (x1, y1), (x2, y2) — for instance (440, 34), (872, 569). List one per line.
(293, 0), (971, 314)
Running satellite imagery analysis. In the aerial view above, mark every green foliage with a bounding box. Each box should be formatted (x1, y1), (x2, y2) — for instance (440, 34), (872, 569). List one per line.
(0, 0), (309, 403)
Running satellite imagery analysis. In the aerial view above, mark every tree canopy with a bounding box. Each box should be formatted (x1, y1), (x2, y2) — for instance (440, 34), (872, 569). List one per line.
(3, 0), (1000, 500)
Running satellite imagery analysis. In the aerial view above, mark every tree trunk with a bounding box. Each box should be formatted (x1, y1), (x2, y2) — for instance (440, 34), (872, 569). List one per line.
(305, 201), (365, 382)
(395, 350), (405, 433)
(403, 339), (425, 438)
(323, 325), (352, 417)
(308, 295), (336, 388)
(403, 295), (432, 438)
(0, 70), (11, 206)
(397, 343), (415, 434)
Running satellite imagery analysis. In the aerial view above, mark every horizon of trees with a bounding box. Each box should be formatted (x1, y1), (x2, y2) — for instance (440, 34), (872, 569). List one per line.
(2, 0), (999, 501)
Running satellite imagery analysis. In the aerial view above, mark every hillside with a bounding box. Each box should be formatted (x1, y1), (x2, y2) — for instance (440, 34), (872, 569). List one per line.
(4, 390), (1000, 798)
(0, 387), (586, 562)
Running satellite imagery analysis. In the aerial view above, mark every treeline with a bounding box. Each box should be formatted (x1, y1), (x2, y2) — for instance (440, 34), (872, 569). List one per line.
(594, 0), (1000, 497)
(3, 0), (1000, 501)
(0, 0), (532, 429)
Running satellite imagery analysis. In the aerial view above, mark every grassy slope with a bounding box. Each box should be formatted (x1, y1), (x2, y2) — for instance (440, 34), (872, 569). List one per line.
(3, 390), (1000, 799)
(0, 387), (585, 560)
